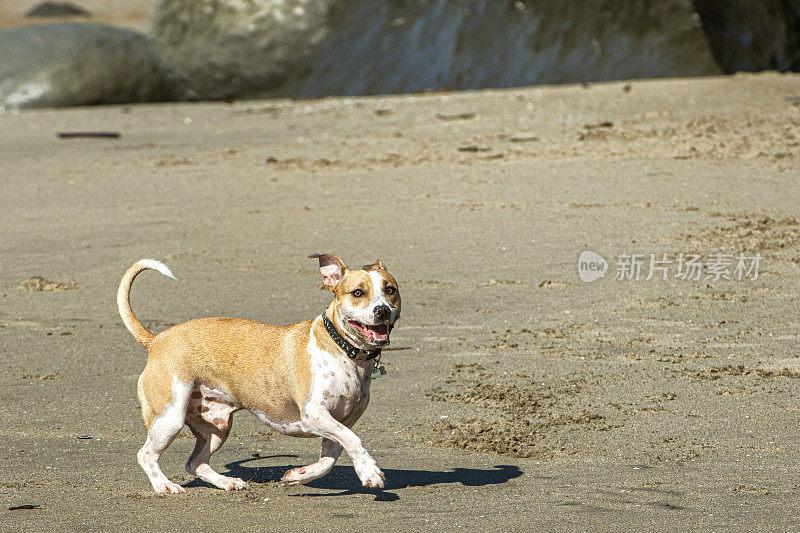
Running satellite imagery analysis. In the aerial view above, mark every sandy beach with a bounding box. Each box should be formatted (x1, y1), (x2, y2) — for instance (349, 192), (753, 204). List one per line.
(2, 72), (800, 530)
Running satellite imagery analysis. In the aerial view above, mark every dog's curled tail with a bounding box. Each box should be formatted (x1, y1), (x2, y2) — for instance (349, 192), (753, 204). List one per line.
(117, 259), (176, 347)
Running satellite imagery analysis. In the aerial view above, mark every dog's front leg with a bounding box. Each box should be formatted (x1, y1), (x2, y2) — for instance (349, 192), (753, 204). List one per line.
(300, 406), (385, 488)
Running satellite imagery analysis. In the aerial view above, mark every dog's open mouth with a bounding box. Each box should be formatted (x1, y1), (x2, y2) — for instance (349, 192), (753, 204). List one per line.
(348, 320), (390, 342)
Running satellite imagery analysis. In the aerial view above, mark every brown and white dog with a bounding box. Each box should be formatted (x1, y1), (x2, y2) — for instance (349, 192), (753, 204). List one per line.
(117, 254), (400, 494)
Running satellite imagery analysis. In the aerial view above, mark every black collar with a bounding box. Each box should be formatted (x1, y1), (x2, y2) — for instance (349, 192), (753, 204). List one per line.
(322, 313), (381, 361)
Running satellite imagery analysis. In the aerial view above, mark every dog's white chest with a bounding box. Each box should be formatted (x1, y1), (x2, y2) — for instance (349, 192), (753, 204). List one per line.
(308, 331), (371, 423)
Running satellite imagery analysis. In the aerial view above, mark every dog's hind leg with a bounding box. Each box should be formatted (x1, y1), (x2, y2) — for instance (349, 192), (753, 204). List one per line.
(184, 412), (247, 490)
(280, 438), (343, 487)
(137, 377), (193, 494)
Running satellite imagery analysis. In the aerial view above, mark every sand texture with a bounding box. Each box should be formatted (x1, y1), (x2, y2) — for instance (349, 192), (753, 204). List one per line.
(2, 73), (800, 530)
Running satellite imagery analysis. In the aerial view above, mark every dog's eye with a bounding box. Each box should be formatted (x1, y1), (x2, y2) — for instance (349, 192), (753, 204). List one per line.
(352, 289), (364, 297)
(385, 286), (396, 295)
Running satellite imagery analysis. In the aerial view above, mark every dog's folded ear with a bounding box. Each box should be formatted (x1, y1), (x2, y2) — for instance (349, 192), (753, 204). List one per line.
(362, 259), (385, 271)
(309, 253), (347, 290)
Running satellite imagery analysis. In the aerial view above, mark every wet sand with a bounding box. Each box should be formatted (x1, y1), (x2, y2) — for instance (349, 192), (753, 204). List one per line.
(1, 73), (800, 530)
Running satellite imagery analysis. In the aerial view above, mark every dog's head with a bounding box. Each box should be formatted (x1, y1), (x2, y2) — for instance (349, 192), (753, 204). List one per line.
(310, 253), (401, 350)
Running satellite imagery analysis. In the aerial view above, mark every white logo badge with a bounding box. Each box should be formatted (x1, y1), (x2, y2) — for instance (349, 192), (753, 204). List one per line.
(578, 251), (608, 282)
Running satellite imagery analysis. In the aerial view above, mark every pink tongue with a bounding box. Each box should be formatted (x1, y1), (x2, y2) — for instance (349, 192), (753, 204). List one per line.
(371, 328), (388, 340)
(368, 324), (388, 340)
(353, 322), (388, 340)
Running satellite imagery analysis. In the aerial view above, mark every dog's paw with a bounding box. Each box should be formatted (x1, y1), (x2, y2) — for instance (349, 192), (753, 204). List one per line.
(279, 467), (307, 487)
(217, 476), (248, 491)
(280, 457), (336, 487)
(354, 456), (385, 489)
(153, 481), (186, 494)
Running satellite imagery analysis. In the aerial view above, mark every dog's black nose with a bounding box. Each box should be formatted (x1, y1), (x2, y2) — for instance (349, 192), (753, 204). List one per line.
(374, 305), (391, 321)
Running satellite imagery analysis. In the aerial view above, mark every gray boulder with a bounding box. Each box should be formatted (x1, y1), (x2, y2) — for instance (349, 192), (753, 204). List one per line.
(148, 0), (723, 102)
(149, 0), (332, 101)
(276, 0), (723, 98)
(0, 23), (173, 108)
(25, 2), (90, 18)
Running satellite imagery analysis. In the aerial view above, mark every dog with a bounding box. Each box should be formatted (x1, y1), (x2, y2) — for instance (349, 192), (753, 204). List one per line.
(116, 254), (400, 494)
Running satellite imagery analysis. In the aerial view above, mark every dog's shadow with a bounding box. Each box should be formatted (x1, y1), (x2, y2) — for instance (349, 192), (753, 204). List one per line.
(185, 455), (523, 501)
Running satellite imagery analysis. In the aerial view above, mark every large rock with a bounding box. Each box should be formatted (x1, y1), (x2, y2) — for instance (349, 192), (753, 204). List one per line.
(149, 0), (332, 101)
(277, 0), (723, 98)
(0, 23), (172, 108)
(24, 2), (90, 18)
(150, 0), (724, 102)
